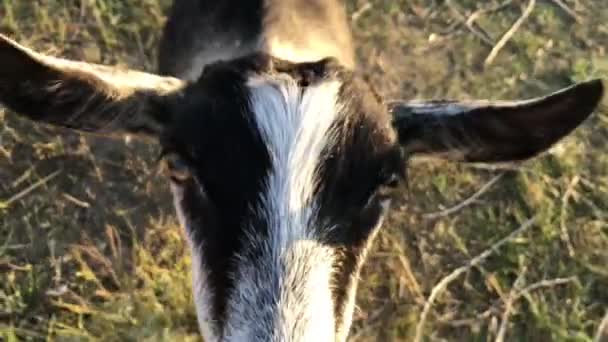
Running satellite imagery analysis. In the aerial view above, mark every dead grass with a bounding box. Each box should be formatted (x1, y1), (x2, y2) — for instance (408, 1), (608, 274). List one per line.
(1, 0), (607, 341)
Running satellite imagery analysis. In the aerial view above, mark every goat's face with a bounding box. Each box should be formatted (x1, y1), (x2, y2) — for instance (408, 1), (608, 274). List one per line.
(159, 55), (404, 340)
(0, 34), (604, 341)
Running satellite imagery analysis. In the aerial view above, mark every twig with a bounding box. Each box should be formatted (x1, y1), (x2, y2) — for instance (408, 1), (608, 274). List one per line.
(496, 277), (576, 342)
(438, 277), (576, 333)
(351, 3), (373, 22)
(466, 0), (514, 27)
(549, 0), (582, 23)
(0, 262), (32, 272)
(413, 215), (538, 342)
(1, 170), (62, 208)
(423, 174), (503, 219)
(495, 264), (528, 342)
(62, 193), (91, 208)
(515, 277), (576, 298)
(560, 175), (580, 258)
(349, 302), (394, 341)
(387, 235), (425, 304)
(445, 0), (495, 47)
(438, 308), (495, 327)
(462, 162), (528, 173)
(485, 0), (536, 66)
(595, 311), (608, 342)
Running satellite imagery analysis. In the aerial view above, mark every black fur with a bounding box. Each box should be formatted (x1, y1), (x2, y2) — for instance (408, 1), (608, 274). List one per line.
(159, 0), (354, 80)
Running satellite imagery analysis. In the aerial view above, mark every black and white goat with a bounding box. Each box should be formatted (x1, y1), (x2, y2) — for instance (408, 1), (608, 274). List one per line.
(0, 1), (604, 341)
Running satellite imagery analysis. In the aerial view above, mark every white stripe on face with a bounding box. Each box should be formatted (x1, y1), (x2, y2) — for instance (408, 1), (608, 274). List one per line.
(221, 76), (343, 341)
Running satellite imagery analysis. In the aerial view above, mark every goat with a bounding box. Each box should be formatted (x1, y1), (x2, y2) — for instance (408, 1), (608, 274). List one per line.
(0, 1), (604, 341)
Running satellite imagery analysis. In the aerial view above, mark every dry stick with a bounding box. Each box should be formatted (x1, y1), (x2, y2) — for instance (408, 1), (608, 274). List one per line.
(390, 236), (425, 304)
(560, 175), (580, 258)
(495, 276), (577, 342)
(515, 277), (576, 298)
(595, 310), (608, 342)
(423, 173), (504, 219)
(439, 308), (495, 327)
(349, 302), (394, 341)
(466, 0), (514, 27)
(445, 0), (504, 46)
(461, 0), (515, 46)
(549, 0), (582, 23)
(445, 0), (494, 47)
(461, 0), (514, 49)
(485, 0), (536, 66)
(463, 162), (528, 173)
(495, 264), (528, 342)
(2, 170), (62, 208)
(441, 278), (576, 330)
(62, 193), (91, 208)
(351, 2), (373, 22)
(413, 215), (538, 342)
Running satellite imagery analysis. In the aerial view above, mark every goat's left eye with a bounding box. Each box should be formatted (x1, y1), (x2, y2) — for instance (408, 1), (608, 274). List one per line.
(368, 172), (401, 205)
(160, 153), (192, 182)
(378, 170), (401, 191)
(383, 173), (400, 188)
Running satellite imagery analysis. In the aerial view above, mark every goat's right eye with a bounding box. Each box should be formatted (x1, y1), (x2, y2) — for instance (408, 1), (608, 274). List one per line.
(383, 173), (400, 188)
(160, 153), (192, 183)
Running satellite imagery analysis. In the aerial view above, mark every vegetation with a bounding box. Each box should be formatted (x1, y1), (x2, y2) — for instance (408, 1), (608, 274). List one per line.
(1, 0), (607, 340)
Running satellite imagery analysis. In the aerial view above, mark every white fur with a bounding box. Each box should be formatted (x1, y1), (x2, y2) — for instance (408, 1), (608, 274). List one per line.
(248, 75), (342, 215)
(336, 206), (388, 341)
(221, 76), (344, 341)
(170, 183), (219, 342)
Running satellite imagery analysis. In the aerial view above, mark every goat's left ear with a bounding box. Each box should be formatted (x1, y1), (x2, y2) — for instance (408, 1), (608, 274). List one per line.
(390, 80), (604, 162)
(0, 34), (186, 138)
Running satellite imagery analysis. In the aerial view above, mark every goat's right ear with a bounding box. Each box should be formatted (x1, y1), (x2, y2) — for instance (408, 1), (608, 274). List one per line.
(390, 80), (604, 163)
(0, 34), (186, 138)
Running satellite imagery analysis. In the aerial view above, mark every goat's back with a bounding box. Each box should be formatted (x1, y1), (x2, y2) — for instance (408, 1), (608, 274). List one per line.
(158, 0), (354, 81)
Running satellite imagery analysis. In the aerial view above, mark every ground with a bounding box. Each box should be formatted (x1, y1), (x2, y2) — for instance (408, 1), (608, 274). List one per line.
(1, 0), (607, 341)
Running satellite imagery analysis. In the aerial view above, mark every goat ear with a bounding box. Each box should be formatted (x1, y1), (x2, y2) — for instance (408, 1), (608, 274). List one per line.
(0, 34), (186, 138)
(390, 80), (604, 162)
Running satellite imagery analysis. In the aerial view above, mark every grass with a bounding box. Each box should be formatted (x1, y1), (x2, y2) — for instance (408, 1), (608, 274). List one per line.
(1, 0), (607, 341)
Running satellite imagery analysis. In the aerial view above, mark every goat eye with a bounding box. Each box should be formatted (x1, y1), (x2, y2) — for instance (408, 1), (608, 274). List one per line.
(368, 172), (401, 205)
(385, 174), (400, 188)
(160, 153), (192, 182)
(379, 172), (400, 189)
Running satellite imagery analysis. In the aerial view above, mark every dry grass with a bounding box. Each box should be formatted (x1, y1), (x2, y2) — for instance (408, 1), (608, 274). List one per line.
(1, 0), (608, 341)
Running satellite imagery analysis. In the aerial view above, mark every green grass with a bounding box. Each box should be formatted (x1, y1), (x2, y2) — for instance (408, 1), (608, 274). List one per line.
(1, 0), (607, 341)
